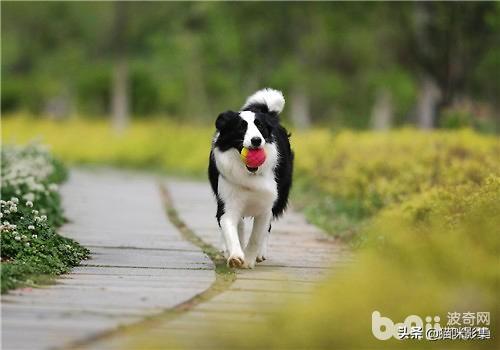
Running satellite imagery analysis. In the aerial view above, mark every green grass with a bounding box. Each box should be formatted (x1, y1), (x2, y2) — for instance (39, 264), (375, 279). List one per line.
(0, 144), (89, 293)
(292, 177), (368, 245)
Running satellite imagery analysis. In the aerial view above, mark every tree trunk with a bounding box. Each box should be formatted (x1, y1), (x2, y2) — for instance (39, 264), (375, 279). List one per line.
(371, 89), (393, 130)
(110, 1), (129, 134)
(416, 76), (441, 129)
(290, 86), (311, 130)
(111, 58), (129, 133)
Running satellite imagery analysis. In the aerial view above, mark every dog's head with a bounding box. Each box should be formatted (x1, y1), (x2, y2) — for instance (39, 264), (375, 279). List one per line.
(214, 109), (279, 152)
(214, 88), (285, 152)
(213, 89), (285, 174)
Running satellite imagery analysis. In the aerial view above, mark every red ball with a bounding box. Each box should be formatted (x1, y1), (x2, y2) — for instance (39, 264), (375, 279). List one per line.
(245, 148), (266, 167)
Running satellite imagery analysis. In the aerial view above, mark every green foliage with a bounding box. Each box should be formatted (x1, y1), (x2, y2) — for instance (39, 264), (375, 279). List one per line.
(0, 144), (89, 293)
(292, 177), (366, 242)
(440, 109), (475, 129)
(2, 2), (499, 129)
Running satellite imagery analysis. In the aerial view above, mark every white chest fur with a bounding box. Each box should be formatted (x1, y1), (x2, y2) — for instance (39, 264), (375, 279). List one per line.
(214, 144), (279, 217)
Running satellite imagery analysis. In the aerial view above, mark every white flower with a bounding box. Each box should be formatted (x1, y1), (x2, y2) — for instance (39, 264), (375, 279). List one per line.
(0, 213), (3, 218)
(3, 210), (10, 214)
(10, 206), (17, 212)
(32, 210), (39, 215)
(48, 184), (58, 191)
(26, 201), (33, 207)
(14, 236), (21, 241)
(32, 234), (38, 239)
(40, 215), (47, 221)
(25, 242), (30, 247)
(11, 197), (19, 204)
(28, 225), (35, 230)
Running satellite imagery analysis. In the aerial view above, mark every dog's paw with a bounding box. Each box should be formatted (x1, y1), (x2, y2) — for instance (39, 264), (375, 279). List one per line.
(227, 254), (245, 268)
(256, 256), (266, 263)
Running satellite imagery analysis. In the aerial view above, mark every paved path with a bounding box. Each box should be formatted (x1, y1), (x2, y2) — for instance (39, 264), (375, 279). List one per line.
(1, 170), (215, 350)
(85, 179), (347, 349)
(1, 169), (347, 350)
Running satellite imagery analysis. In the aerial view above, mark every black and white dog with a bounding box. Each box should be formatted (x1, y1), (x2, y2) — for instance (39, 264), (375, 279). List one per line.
(208, 88), (293, 268)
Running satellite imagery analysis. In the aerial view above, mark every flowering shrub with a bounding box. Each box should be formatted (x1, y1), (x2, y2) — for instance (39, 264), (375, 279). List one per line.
(0, 144), (89, 293)
(189, 175), (500, 350)
(1, 144), (67, 226)
(294, 128), (500, 216)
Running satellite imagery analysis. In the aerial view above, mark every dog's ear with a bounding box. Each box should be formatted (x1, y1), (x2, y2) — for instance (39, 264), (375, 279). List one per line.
(263, 112), (280, 131)
(215, 110), (237, 131)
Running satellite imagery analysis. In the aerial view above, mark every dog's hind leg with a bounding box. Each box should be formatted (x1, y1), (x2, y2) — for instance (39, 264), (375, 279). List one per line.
(244, 212), (272, 268)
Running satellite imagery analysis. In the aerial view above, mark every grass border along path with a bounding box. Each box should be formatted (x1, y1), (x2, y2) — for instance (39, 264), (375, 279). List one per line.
(160, 184), (236, 279)
(0, 144), (89, 293)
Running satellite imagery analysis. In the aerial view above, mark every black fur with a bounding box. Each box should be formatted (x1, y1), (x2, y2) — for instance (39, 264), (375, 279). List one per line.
(208, 151), (225, 226)
(208, 103), (294, 222)
(270, 124), (294, 218)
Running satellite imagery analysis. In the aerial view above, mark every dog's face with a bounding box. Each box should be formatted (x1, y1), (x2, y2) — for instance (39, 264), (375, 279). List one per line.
(214, 110), (278, 152)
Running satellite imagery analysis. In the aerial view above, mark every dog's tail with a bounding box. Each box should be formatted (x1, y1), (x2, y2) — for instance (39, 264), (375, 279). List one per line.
(242, 88), (285, 114)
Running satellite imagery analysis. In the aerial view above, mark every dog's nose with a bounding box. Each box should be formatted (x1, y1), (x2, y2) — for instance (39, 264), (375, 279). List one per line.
(251, 137), (262, 147)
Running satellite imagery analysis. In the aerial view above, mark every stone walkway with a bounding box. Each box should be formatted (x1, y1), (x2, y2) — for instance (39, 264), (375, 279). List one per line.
(1, 169), (347, 350)
(1, 170), (215, 350)
(85, 179), (347, 349)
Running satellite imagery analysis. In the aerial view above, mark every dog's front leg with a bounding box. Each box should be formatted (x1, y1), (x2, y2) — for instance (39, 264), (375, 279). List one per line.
(244, 212), (272, 268)
(237, 218), (246, 247)
(220, 213), (245, 268)
(256, 230), (269, 263)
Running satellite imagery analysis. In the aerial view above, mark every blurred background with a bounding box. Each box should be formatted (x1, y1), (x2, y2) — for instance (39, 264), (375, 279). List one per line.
(2, 3), (500, 349)
(2, 1), (499, 132)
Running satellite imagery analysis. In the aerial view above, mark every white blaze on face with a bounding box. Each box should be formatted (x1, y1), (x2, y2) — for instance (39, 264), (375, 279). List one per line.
(240, 111), (265, 148)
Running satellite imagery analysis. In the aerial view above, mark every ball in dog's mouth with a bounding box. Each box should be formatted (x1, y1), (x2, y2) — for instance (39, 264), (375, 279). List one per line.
(241, 147), (266, 172)
(246, 166), (259, 173)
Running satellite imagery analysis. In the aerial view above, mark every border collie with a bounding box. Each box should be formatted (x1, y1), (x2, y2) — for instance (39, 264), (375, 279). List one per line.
(208, 88), (293, 268)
